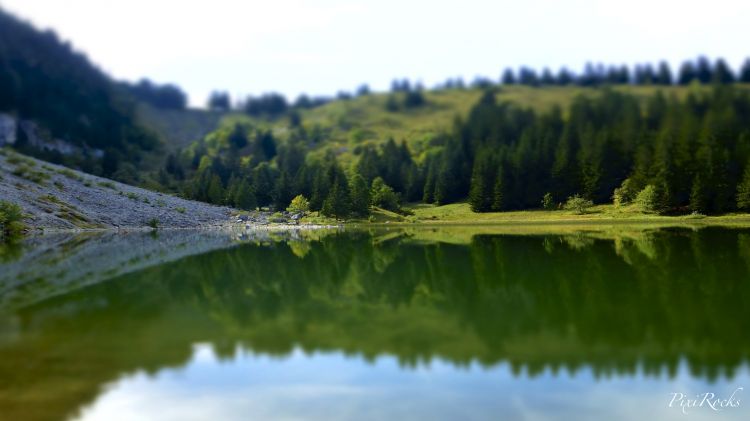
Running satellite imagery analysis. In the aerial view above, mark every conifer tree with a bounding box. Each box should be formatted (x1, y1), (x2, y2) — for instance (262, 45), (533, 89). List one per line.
(468, 156), (494, 212)
(321, 176), (351, 219)
(491, 168), (506, 211)
(234, 179), (257, 210)
(423, 162), (436, 203)
(737, 165), (750, 210)
(207, 174), (224, 204)
(689, 174), (708, 213)
(273, 171), (293, 211)
(349, 173), (371, 216)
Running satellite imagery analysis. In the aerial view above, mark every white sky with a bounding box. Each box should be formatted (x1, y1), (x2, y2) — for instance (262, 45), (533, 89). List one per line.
(1, 0), (749, 107)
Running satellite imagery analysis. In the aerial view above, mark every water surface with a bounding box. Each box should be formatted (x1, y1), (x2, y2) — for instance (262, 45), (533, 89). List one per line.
(1, 227), (748, 420)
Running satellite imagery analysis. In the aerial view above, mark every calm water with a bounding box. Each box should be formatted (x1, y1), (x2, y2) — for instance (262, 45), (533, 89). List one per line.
(1, 227), (749, 421)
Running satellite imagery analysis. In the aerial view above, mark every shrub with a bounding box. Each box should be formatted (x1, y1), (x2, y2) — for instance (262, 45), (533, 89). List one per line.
(541, 192), (555, 210)
(564, 195), (594, 215)
(635, 185), (661, 213)
(147, 218), (159, 230)
(0, 201), (26, 239)
(286, 194), (310, 215)
(370, 177), (399, 211)
(613, 178), (636, 207)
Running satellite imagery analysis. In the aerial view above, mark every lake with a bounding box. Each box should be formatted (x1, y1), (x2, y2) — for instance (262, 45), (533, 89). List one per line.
(0, 226), (748, 420)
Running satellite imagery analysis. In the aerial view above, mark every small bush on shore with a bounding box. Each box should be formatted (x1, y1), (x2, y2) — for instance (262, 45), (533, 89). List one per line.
(564, 195), (594, 215)
(636, 185), (661, 213)
(287, 195), (310, 215)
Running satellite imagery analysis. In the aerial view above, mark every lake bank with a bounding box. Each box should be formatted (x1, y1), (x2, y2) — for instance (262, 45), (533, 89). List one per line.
(355, 202), (750, 229)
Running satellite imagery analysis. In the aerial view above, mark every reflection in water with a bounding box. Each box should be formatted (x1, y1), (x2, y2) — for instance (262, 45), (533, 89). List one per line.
(74, 346), (749, 421)
(0, 227), (749, 420)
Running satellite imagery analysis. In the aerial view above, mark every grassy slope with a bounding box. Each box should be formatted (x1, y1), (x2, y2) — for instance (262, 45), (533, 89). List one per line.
(196, 84), (750, 165)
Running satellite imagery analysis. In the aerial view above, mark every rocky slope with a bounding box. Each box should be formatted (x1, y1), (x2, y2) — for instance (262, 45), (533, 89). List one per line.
(0, 149), (232, 230)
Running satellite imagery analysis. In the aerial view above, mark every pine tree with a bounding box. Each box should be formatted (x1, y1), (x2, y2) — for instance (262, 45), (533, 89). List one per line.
(206, 174), (224, 204)
(468, 157), (493, 212)
(321, 176), (351, 219)
(234, 179), (257, 210)
(491, 168), (506, 211)
(696, 56), (713, 83)
(689, 174), (708, 213)
(737, 165), (750, 210)
(228, 123), (248, 149)
(422, 162), (435, 203)
(310, 167), (329, 211)
(254, 130), (277, 161)
(501, 68), (516, 85)
(349, 173), (371, 216)
(678, 61), (697, 85)
(712, 58), (735, 84)
(273, 171), (293, 211)
(656, 61), (673, 85)
(252, 163), (275, 206)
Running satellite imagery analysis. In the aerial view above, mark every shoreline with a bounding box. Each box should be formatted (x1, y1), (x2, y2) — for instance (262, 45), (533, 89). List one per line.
(21, 215), (750, 237)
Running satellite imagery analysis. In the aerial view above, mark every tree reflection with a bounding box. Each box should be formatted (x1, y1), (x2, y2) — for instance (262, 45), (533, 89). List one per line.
(1, 228), (749, 421)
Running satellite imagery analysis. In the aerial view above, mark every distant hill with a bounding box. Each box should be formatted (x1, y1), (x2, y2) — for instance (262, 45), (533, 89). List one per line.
(195, 84), (747, 164)
(0, 8), (159, 178)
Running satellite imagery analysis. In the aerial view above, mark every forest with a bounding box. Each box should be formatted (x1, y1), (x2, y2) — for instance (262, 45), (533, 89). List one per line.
(169, 83), (750, 217)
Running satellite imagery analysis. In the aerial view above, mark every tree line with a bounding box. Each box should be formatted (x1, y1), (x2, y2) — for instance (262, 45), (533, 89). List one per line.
(167, 82), (750, 217)
(491, 57), (750, 88)
(206, 56), (750, 116)
(457, 85), (750, 214)
(123, 79), (187, 110)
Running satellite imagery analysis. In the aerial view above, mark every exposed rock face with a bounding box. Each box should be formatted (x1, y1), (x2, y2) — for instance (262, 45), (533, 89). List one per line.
(0, 114), (15, 146)
(0, 113), (103, 157)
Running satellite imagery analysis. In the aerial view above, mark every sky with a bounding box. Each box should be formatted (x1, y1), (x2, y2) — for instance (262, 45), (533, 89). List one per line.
(2, 0), (750, 107)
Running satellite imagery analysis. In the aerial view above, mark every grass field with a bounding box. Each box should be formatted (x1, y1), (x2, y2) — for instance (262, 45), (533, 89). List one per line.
(341, 202), (750, 229)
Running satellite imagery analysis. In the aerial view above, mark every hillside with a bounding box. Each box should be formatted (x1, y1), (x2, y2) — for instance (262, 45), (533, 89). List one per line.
(0, 9), (160, 178)
(0, 149), (231, 230)
(189, 84), (750, 164)
(159, 81), (750, 222)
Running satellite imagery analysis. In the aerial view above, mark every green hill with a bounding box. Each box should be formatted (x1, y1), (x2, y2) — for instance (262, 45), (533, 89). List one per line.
(190, 84), (744, 165)
(163, 81), (750, 219)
